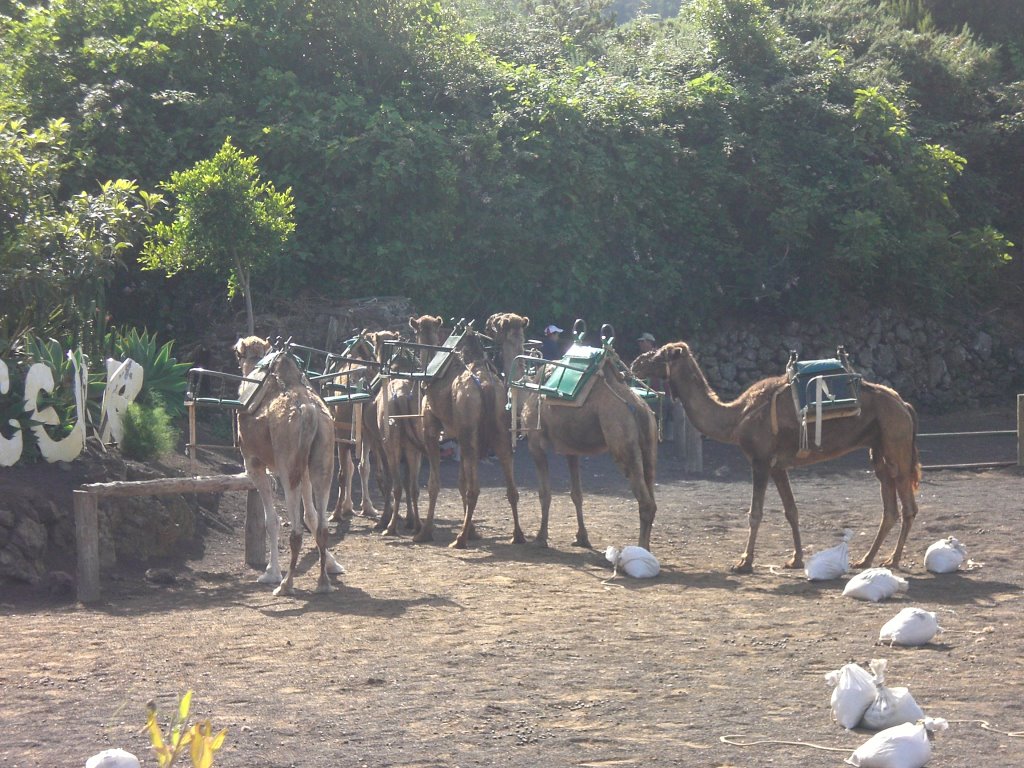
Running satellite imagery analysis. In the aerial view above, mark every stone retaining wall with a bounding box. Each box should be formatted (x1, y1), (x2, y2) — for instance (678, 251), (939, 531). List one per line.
(684, 309), (1024, 409)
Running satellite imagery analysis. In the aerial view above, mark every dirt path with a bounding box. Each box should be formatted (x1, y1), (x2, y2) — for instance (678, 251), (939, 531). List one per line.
(2, 418), (1023, 768)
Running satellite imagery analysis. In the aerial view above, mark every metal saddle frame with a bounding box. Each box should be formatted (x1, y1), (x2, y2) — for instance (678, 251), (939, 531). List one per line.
(785, 345), (863, 452)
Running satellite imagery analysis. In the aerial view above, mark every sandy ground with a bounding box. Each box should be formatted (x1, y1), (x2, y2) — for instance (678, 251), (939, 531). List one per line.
(2, 408), (1023, 768)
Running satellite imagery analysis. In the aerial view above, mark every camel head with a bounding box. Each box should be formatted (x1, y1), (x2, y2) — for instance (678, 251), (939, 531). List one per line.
(408, 315), (444, 347)
(366, 330), (401, 366)
(485, 312), (530, 379)
(234, 336), (272, 375)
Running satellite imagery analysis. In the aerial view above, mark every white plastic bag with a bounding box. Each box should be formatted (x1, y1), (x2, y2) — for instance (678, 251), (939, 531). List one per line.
(805, 529), (854, 581)
(604, 545), (660, 578)
(924, 537), (967, 574)
(846, 718), (948, 768)
(860, 659), (925, 731)
(878, 607), (942, 647)
(843, 568), (909, 602)
(826, 662), (877, 729)
(86, 750), (141, 768)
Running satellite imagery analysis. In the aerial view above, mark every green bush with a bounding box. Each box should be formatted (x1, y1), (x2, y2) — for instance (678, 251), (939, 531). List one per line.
(120, 399), (178, 461)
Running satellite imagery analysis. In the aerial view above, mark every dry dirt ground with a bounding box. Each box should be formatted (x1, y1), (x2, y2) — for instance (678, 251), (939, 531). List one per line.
(2, 407), (1023, 768)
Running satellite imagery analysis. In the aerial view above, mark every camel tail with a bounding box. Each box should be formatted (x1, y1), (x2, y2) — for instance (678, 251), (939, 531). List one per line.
(908, 402), (922, 491)
(289, 402), (319, 489)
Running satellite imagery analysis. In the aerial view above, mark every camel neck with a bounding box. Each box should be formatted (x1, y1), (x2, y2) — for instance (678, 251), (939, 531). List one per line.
(670, 351), (745, 444)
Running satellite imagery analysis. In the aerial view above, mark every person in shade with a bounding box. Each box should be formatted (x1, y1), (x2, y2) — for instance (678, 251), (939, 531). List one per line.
(542, 324), (564, 360)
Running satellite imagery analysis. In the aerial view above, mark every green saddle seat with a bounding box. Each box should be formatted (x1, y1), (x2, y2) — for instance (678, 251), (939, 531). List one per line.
(789, 358), (861, 416)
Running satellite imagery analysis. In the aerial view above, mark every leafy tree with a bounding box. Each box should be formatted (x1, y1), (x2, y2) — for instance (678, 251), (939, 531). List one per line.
(0, 116), (160, 350)
(140, 137), (295, 335)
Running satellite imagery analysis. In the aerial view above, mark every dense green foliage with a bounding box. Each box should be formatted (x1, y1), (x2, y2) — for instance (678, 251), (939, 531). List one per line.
(120, 398), (178, 460)
(0, 0), (1020, 343)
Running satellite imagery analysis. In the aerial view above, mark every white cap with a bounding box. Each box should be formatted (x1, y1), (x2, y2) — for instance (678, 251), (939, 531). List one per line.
(544, 325), (563, 335)
(637, 332), (656, 343)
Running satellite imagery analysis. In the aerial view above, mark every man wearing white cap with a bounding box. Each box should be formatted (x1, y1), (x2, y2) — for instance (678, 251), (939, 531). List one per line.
(637, 332), (657, 355)
(542, 324), (564, 360)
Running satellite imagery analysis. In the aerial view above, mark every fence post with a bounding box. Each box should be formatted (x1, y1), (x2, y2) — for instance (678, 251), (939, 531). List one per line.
(74, 490), (100, 604)
(245, 489), (267, 569)
(677, 401), (703, 475)
(1018, 394), (1023, 467)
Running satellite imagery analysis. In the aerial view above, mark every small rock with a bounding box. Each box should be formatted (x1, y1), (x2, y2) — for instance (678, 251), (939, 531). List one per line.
(145, 568), (177, 585)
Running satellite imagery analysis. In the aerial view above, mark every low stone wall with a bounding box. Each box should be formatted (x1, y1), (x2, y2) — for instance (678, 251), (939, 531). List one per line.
(685, 309), (1024, 409)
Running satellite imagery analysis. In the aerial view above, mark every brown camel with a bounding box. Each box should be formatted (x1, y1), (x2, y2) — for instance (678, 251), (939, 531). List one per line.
(407, 315), (524, 548)
(485, 312), (531, 381)
(234, 336), (342, 594)
(370, 335), (423, 535)
(631, 342), (921, 573)
(519, 329), (658, 551)
(327, 332), (397, 524)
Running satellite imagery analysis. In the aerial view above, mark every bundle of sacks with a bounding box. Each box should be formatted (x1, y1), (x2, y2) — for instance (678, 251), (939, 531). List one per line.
(846, 717), (948, 768)
(604, 545), (660, 578)
(86, 750), (141, 768)
(924, 537), (967, 574)
(842, 568), (909, 602)
(826, 659), (925, 731)
(878, 607), (943, 647)
(805, 529), (854, 581)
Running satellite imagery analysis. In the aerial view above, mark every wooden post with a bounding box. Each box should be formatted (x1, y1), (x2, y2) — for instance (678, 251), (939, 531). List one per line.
(245, 489), (267, 569)
(1018, 394), (1023, 467)
(679, 403), (703, 475)
(74, 490), (101, 604)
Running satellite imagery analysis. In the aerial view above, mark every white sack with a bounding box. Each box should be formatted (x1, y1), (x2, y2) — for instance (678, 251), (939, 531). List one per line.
(604, 545), (660, 579)
(843, 568), (909, 602)
(86, 749), (141, 768)
(879, 607), (942, 647)
(924, 537), (967, 574)
(846, 718), (948, 768)
(805, 529), (854, 581)
(826, 662), (877, 730)
(860, 659), (925, 731)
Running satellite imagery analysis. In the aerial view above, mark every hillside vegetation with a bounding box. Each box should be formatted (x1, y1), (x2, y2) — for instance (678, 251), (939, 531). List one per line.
(1, 0), (1021, 347)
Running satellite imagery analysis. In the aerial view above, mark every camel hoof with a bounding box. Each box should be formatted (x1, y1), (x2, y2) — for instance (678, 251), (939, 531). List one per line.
(381, 527), (398, 537)
(272, 582), (294, 596)
(449, 537), (468, 550)
(784, 557), (804, 570)
(328, 512), (344, 524)
(730, 561), (754, 575)
(534, 536), (549, 548)
(572, 538), (592, 549)
(413, 529), (433, 544)
(257, 570), (282, 585)
(851, 557), (872, 570)
(315, 580), (334, 594)
(511, 531), (527, 545)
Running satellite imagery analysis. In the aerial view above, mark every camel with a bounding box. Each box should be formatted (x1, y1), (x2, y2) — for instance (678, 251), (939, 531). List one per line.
(631, 342), (921, 573)
(328, 332), (390, 522)
(485, 312), (531, 381)
(234, 336), (343, 594)
(407, 314), (525, 548)
(518, 325), (658, 551)
(373, 331), (425, 536)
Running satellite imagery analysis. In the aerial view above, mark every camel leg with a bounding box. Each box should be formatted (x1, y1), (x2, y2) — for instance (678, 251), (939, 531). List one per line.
(414, 418), (442, 543)
(733, 462), (771, 574)
(528, 436), (552, 547)
(405, 449), (422, 532)
(771, 468), (804, 569)
(567, 455), (591, 549)
(608, 446), (656, 552)
(853, 464), (900, 569)
(301, 472), (343, 578)
(273, 482), (303, 596)
(880, 478), (919, 568)
(330, 447), (355, 522)
(451, 439), (479, 549)
(356, 440), (381, 518)
(249, 467), (283, 585)
(497, 441), (525, 545)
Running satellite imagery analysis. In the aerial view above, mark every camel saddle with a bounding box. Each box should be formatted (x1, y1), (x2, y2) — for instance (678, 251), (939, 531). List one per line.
(782, 349), (862, 452)
(510, 343), (606, 406)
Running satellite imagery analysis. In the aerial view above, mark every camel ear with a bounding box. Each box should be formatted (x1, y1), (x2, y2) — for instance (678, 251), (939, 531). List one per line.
(408, 316), (419, 331)
(523, 316), (530, 329)
(233, 339), (245, 360)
